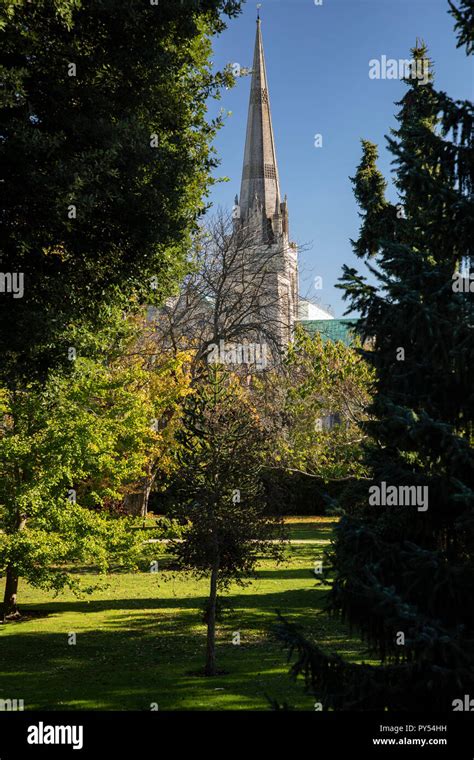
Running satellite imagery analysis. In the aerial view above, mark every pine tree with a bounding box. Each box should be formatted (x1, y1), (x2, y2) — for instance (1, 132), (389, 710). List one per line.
(276, 8), (474, 709)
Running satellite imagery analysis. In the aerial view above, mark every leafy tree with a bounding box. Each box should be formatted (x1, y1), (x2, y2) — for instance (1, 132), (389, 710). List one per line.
(276, 9), (474, 710)
(120, 314), (193, 516)
(258, 325), (373, 485)
(0, 314), (191, 618)
(0, 0), (241, 384)
(170, 366), (285, 676)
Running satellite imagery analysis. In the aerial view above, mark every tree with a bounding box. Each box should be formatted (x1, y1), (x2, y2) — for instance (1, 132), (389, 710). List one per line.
(258, 325), (373, 485)
(0, 0), (242, 384)
(170, 366), (285, 676)
(0, 341), (161, 619)
(119, 314), (193, 517)
(152, 208), (305, 372)
(449, 0), (474, 54)
(276, 9), (474, 710)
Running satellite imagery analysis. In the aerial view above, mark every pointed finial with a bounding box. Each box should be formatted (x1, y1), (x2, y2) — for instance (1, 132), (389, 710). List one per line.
(257, 3), (261, 21)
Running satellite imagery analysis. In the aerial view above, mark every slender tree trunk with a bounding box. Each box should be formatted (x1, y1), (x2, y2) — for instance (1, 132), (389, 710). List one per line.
(1, 513), (26, 621)
(205, 562), (219, 676)
(2, 565), (20, 621)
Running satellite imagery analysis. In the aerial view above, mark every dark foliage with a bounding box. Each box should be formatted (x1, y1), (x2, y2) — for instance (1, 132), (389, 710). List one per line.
(275, 8), (474, 710)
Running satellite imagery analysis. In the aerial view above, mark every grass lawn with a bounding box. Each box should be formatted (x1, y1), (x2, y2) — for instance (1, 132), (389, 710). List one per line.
(0, 516), (373, 711)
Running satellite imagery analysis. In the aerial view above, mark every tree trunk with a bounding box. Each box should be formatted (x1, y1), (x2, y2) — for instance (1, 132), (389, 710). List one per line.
(2, 565), (20, 621)
(122, 472), (153, 517)
(1, 513), (26, 621)
(204, 562), (219, 676)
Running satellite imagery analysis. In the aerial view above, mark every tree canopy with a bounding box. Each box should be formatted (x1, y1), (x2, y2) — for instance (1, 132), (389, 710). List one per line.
(0, 0), (241, 382)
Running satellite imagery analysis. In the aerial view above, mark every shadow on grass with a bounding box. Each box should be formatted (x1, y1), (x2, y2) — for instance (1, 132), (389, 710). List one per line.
(9, 583), (324, 617)
(0, 583), (361, 711)
(287, 523), (334, 542)
(255, 567), (321, 580)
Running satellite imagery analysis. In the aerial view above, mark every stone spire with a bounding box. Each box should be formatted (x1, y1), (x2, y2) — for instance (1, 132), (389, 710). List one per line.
(239, 18), (281, 226)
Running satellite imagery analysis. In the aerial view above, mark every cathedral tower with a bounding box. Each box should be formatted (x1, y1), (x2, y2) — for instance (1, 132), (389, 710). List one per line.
(234, 17), (299, 349)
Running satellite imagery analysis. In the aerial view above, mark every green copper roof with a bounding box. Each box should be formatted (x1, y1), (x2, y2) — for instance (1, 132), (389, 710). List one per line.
(298, 319), (358, 346)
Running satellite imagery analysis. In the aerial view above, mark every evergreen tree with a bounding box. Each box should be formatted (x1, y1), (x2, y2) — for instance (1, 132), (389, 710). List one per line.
(276, 8), (474, 709)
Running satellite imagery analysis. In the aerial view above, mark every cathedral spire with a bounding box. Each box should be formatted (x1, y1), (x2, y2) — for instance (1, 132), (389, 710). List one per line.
(239, 17), (281, 226)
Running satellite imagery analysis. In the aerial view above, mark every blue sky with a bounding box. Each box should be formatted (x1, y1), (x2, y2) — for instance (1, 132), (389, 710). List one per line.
(207, 0), (473, 317)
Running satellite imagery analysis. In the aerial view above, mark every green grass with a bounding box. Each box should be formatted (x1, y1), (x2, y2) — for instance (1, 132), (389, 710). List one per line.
(0, 517), (373, 711)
